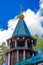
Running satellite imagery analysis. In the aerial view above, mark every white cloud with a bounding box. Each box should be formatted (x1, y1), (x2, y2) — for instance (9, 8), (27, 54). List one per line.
(23, 9), (43, 36)
(0, 19), (18, 45)
(40, 0), (43, 9)
(0, 0), (43, 45)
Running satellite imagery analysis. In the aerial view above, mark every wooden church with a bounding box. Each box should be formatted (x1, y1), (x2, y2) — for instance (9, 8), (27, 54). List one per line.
(6, 8), (37, 65)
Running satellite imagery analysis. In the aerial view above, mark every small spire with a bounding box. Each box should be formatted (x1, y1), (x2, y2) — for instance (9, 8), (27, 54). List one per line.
(18, 4), (24, 19)
(20, 4), (22, 13)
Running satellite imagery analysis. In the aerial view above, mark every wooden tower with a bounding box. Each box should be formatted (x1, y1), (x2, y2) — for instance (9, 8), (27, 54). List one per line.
(6, 7), (37, 65)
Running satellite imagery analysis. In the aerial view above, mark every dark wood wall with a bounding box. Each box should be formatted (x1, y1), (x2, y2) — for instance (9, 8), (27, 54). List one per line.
(10, 50), (32, 65)
(10, 51), (17, 65)
(7, 36), (36, 65)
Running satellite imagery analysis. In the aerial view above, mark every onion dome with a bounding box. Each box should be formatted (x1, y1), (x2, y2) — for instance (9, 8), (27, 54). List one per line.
(18, 13), (24, 19)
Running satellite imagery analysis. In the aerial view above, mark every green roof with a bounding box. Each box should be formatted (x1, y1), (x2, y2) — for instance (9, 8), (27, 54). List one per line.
(12, 19), (31, 37)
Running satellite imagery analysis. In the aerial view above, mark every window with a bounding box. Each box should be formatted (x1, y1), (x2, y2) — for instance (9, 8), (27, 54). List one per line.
(17, 40), (25, 47)
(27, 40), (31, 48)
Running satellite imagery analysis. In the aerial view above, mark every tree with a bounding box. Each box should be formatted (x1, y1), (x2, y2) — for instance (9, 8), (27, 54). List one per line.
(1, 42), (8, 50)
(0, 42), (9, 63)
(33, 34), (43, 51)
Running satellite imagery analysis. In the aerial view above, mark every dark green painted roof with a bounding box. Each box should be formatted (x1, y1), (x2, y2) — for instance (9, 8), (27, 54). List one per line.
(12, 19), (31, 37)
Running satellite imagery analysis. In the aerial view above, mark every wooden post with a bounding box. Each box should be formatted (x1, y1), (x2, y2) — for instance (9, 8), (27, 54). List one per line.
(25, 40), (27, 47)
(17, 50), (19, 62)
(7, 53), (10, 65)
(23, 50), (25, 60)
(15, 40), (17, 47)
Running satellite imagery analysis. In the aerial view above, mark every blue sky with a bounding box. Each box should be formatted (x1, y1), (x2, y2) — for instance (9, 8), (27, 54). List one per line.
(0, 0), (39, 30)
(0, 0), (43, 43)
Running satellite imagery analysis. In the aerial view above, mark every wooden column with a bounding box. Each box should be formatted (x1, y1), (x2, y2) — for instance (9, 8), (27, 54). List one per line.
(7, 53), (10, 65)
(25, 40), (27, 47)
(23, 50), (25, 60)
(17, 50), (19, 62)
(31, 40), (34, 47)
(15, 40), (17, 47)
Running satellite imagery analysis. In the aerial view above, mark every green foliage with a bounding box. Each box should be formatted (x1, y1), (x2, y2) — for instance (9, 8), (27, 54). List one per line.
(0, 42), (8, 63)
(2, 59), (6, 63)
(0, 53), (5, 56)
(0, 42), (8, 50)
(34, 35), (43, 51)
(1, 46), (8, 50)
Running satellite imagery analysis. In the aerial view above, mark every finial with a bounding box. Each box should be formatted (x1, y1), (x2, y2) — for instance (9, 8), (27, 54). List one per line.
(18, 4), (24, 19)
